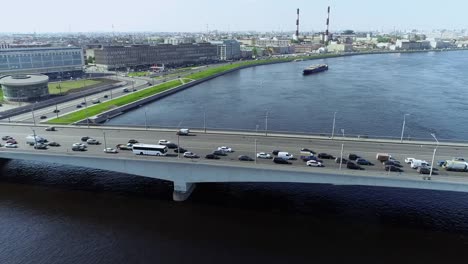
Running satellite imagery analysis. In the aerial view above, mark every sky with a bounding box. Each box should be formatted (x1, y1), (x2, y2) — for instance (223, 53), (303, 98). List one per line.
(0, 0), (466, 33)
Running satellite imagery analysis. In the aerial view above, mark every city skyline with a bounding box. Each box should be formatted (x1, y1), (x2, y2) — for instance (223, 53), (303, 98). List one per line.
(1, 0), (467, 33)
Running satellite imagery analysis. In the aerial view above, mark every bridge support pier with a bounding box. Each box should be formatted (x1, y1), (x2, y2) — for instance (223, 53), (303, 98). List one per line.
(172, 181), (196, 202)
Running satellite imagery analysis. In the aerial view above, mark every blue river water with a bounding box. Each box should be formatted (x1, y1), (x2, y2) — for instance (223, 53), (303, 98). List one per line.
(108, 51), (468, 141)
(2, 51), (468, 263)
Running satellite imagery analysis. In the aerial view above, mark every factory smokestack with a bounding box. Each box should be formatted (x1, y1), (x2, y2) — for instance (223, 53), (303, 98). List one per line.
(296, 8), (300, 38)
(325, 6), (331, 45)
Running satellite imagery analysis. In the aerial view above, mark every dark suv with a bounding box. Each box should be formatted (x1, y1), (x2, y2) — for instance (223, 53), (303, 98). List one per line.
(318, 153), (335, 159)
(273, 157), (292, 164)
(347, 161), (363, 170)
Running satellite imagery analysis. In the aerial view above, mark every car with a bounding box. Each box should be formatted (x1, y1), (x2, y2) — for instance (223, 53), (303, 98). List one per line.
(166, 143), (178, 149)
(176, 129), (190, 135)
(45, 126), (57, 131)
(272, 150), (281, 156)
(273, 157), (292, 164)
(5, 143), (18, 148)
(81, 136), (90, 142)
(348, 153), (360, 161)
(33, 143), (48, 149)
(2, 136), (13, 140)
(6, 138), (17, 144)
(417, 167), (431, 174)
(384, 160), (402, 167)
(217, 146), (233, 152)
(47, 141), (61, 147)
(116, 144), (133, 150)
(40, 115), (47, 119)
(405, 157), (415, 164)
(103, 148), (118, 153)
(347, 161), (363, 170)
(318, 153), (335, 159)
(205, 154), (220, 159)
(183, 152), (199, 158)
(72, 145), (86, 151)
(81, 101), (86, 105)
(335, 157), (348, 164)
(303, 156), (323, 163)
(385, 165), (403, 172)
(158, 139), (171, 145)
(306, 160), (324, 167)
(76, 104), (82, 108)
(301, 148), (317, 154)
(238, 155), (254, 161)
(128, 139), (139, 144)
(87, 138), (100, 145)
(257, 152), (272, 159)
(173, 147), (187, 153)
(212, 150), (227, 156)
(123, 88), (129, 93)
(103, 95), (109, 98)
(453, 157), (466, 161)
(356, 158), (373, 166)
(73, 143), (87, 148)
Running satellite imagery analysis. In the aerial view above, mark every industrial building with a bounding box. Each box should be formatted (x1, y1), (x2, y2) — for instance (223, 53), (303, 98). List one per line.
(209, 40), (241, 60)
(0, 47), (84, 78)
(0, 74), (49, 102)
(94, 43), (218, 70)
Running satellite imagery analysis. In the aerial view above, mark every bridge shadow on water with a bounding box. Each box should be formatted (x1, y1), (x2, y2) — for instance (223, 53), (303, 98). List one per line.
(1, 159), (468, 263)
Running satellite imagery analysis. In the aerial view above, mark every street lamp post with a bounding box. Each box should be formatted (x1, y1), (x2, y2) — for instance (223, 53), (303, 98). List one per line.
(339, 143), (344, 170)
(429, 133), (439, 180)
(265, 111), (269, 136)
(32, 128), (37, 147)
(84, 96), (90, 128)
(254, 139), (257, 164)
(31, 102), (37, 126)
(331, 111), (337, 139)
(203, 111), (206, 133)
(400, 114), (410, 143)
(103, 131), (107, 150)
(341, 128), (345, 139)
(144, 107), (148, 130)
(177, 134), (180, 159)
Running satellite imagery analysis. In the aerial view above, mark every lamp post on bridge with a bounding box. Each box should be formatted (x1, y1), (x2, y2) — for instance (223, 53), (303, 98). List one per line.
(103, 131), (107, 150)
(331, 111), (337, 139)
(428, 133), (439, 180)
(339, 129), (345, 170)
(265, 111), (269, 137)
(400, 114), (410, 143)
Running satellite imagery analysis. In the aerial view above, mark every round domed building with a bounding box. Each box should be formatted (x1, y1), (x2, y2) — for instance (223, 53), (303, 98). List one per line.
(0, 74), (49, 102)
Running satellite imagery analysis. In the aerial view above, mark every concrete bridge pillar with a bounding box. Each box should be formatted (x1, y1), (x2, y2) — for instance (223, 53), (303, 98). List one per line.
(172, 181), (196, 202)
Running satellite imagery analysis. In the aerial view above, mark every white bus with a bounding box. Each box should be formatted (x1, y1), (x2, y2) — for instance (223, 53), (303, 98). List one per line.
(132, 144), (168, 156)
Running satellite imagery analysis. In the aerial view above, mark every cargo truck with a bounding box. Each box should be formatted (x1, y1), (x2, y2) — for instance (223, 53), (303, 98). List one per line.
(442, 160), (468, 171)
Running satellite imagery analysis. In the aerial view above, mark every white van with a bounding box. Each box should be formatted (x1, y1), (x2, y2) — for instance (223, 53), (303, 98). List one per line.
(25, 135), (47, 145)
(278, 152), (294, 160)
(410, 159), (429, 169)
(91, 98), (100, 104)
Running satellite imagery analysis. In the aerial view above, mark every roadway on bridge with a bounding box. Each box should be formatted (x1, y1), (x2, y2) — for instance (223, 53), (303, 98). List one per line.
(1, 125), (468, 183)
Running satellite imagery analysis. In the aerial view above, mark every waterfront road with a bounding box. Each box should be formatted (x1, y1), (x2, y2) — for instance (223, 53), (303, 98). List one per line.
(1, 124), (468, 184)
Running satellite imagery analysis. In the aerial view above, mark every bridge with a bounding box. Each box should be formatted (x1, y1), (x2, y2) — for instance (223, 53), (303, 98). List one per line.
(1, 124), (468, 201)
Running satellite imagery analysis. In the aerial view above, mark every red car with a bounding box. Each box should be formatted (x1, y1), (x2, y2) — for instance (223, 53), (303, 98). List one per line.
(6, 138), (17, 144)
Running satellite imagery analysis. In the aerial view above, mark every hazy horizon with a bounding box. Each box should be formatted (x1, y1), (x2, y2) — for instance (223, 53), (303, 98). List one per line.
(1, 0), (467, 33)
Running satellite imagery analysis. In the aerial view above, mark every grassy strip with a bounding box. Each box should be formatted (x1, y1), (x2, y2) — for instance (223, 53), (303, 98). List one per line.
(0, 89), (3, 102)
(47, 80), (182, 124)
(49, 79), (102, 94)
(128, 71), (150, 77)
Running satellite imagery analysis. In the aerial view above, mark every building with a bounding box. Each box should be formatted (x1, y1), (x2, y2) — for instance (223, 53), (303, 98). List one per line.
(395, 40), (431, 50)
(292, 44), (324, 53)
(164, 37), (195, 45)
(0, 47), (84, 78)
(210, 40), (241, 60)
(327, 43), (353, 53)
(256, 38), (290, 47)
(0, 74), (49, 102)
(430, 40), (454, 49)
(94, 43), (218, 70)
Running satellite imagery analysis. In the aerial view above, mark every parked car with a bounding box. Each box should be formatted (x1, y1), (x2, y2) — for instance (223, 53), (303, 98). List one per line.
(217, 146), (233, 152)
(335, 157), (348, 164)
(306, 160), (324, 167)
(33, 143), (48, 149)
(385, 165), (403, 172)
(212, 150), (227, 156)
(257, 152), (272, 159)
(356, 158), (373, 165)
(5, 143), (18, 148)
(87, 138), (100, 145)
(47, 141), (61, 147)
(238, 155), (254, 161)
(128, 139), (139, 144)
(301, 148), (317, 154)
(2, 136), (13, 140)
(347, 161), (363, 170)
(166, 143), (178, 149)
(81, 136), (90, 142)
(273, 157), (292, 165)
(318, 153), (335, 159)
(205, 154), (220, 160)
(348, 153), (361, 161)
(173, 147), (187, 153)
(103, 148), (118, 153)
(272, 150), (281, 156)
(158, 139), (171, 145)
(417, 167), (431, 174)
(45, 126), (56, 131)
(183, 152), (199, 158)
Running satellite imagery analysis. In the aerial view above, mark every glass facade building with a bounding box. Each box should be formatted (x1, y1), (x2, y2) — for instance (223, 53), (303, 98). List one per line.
(0, 74), (50, 102)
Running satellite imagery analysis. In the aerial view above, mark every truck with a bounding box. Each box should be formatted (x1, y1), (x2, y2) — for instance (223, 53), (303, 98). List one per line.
(278, 152), (294, 160)
(25, 135), (47, 145)
(376, 153), (391, 162)
(442, 160), (468, 171)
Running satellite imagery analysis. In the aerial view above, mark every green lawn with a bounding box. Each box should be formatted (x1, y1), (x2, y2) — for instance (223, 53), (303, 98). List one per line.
(0, 89), (3, 102)
(48, 79), (102, 94)
(128, 72), (150, 77)
(47, 80), (182, 124)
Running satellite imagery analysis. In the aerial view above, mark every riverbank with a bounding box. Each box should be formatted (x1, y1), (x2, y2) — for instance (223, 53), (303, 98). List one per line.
(47, 48), (468, 125)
